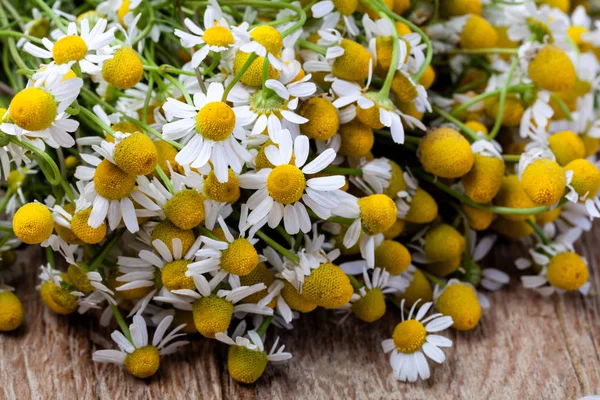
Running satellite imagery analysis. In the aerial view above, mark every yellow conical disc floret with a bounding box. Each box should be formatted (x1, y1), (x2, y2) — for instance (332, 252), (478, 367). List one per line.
(393, 0), (411, 14)
(419, 64), (436, 90)
(196, 102), (236, 141)
(67, 264), (94, 294)
(228, 346), (268, 384)
(54, 203), (82, 244)
(40, 280), (78, 315)
(462, 154), (505, 203)
(0, 291), (23, 331)
(113, 133), (158, 176)
(281, 281), (318, 312)
(374, 36), (396, 76)
(356, 104), (385, 130)
(161, 260), (195, 291)
(266, 164), (306, 204)
(94, 160), (136, 200)
(549, 131), (586, 166)
(302, 263), (353, 308)
(460, 15), (498, 49)
(233, 52), (279, 87)
(151, 220), (196, 254)
(221, 238), (259, 276)
(331, 0), (358, 15)
(383, 218), (405, 239)
(53, 35), (87, 64)
(384, 161), (407, 199)
(485, 94), (524, 128)
(13, 203), (54, 244)
(464, 121), (488, 135)
(298, 97), (340, 140)
(491, 216), (534, 240)
(111, 121), (139, 135)
(9, 87), (56, 131)
(250, 25), (283, 54)
(424, 224), (465, 262)
(332, 39), (373, 82)
(522, 159), (566, 206)
(581, 134), (599, 158)
(391, 72), (418, 102)
(398, 268), (432, 307)
(536, 206), (562, 225)
(192, 295), (234, 338)
(442, 0), (482, 16)
(153, 140), (181, 177)
(352, 288), (386, 322)
(124, 346), (160, 378)
(392, 319), (427, 353)
(102, 47), (144, 90)
(375, 240), (411, 275)
(239, 262), (274, 304)
(528, 45), (576, 92)
(164, 189), (205, 230)
(419, 127), (474, 178)
(464, 205), (494, 231)
(564, 158), (600, 200)
(358, 194), (397, 235)
(204, 169), (241, 203)
(338, 120), (374, 157)
(405, 187), (438, 224)
(203, 25), (234, 47)
(547, 251), (588, 291)
(426, 257), (461, 277)
(435, 282), (481, 331)
(493, 175), (537, 221)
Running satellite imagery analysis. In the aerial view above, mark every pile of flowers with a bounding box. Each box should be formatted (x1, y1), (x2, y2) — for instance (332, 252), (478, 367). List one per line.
(0, 0), (598, 384)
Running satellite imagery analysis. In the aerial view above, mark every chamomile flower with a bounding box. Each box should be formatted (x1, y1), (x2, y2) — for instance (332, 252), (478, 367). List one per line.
(92, 314), (188, 378)
(174, 3), (237, 68)
(381, 299), (453, 382)
(96, 0), (143, 27)
(216, 320), (292, 384)
(504, 2), (569, 45)
(162, 82), (251, 182)
(311, 0), (359, 36)
(1, 73), (82, 149)
(0, 285), (23, 331)
(66, 264), (117, 314)
(38, 264), (79, 315)
(16, 2), (75, 48)
(239, 134), (345, 234)
(234, 23), (287, 71)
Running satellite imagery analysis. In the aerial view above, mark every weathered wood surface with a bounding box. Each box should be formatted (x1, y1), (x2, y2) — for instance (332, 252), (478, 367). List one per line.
(1, 226), (600, 400)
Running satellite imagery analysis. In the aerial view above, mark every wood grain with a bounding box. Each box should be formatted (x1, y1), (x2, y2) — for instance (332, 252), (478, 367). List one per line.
(1, 225), (600, 400)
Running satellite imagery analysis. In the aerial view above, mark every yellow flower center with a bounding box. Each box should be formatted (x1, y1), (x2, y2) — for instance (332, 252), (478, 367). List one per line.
(564, 159), (600, 200)
(221, 238), (259, 276)
(40, 280), (78, 315)
(102, 47), (143, 90)
(391, 71), (418, 102)
(302, 263), (354, 308)
(375, 240), (411, 275)
(28, 18), (50, 39)
(351, 288), (386, 323)
(266, 164), (306, 205)
(53, 35), (88, 64)
(196, 102), (236, 141)
(239, 262), (274, 304)
(161, 259), (195, 291)
(332, 39), (373, 82)
(124, 346), (160, 379)
(442, 0), (482, 17)
(0, 291), (23, 331)
(331, 0), (358, 15)
(204, 169), (241, 203)
(67, 264), (94, 294)
(192, 295), (234, 338)
(203, 25), (234, 47)
(298, 97), (340, 140)
(70, 207), (107, 244)
(384, 160), (407, 198)
(485, 94), (524, 128)
(94, 160), (136, 200)
(461, 154), (505, 203)
(383, 218), (405, 240)
(460, 15), (498, 50)
(13, 202), (54, 245)
(358, 194), (397, 235)
(6, 169), (26, 192)
(405, 187), (438, 224)
(164, 189), (206, 230)
(281, 281), (317, 312)
(233, 52), (279, 87)
(150, 220), (196, 255)
(419, 127), (474, 179)
(424, 223), (465, 263)
(113, 133), (158, 176)
(9, 87), (56, 131)
(250, 25), (283, 55)
(392, 319), (427, 354)
(356, 104), (384, 130)
(117, 0), (130, 26)
(228, 346), (268, 384)
(110, 121), (140, 135)
(522, 159), (566, 206)
(338, 120), (374, 158)
(493, 175), (537, 221)
(464, 205), (494, 231)
(547, 251), (589, 291)
(528, 45), (576, 92)
(436, 283), (481, 331)
(153, 140), (181, 177)
(400, 269), (433, 307)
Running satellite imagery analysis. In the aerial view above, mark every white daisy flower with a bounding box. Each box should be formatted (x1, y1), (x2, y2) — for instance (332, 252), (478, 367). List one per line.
(239, 134), (345, 234)
(233, 22), (288, 71)
(24, 18), (116, 74)
(504, 2), (569, 47)
(215, 320), (292, 361)
(162, 82), (252, 183)
(381, 299), (453, 382)
(311, 0), (359, 36)
(96, 0), (143, 24)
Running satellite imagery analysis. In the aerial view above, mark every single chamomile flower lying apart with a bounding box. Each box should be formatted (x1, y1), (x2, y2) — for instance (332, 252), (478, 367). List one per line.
(215, 320), (292, 384)
(381, 299), (453, 382)
(92, 314), (188, 378)
(24, 18), (116, 74)
(239, 134), (346, 234)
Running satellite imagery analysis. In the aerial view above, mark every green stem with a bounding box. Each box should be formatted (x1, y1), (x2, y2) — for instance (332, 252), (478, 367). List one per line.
(255, 316), (272, 336)
(550, 93), (573, 122)
(45, 246), (55, 269)
(0, 230), (14, 249)
(261, 56), (270, 89)
(348, 275), (362, 292)
(502, 154), (520, 162)
(0, 187), (13, 213)
(432, 105), (479, 141)
(0, 30), (43, 44)
(420, 269), (446, 287)
(110, 304), (133, 343)
(77, 106), (116, 135)
(489, 57), (518, 140)
(255, 229), (299, 264)
(34, 0), (67, 33)
(222, 53), (257, 101)
(526, 219), (551, 245)
(378, 11), (399, 98)
(142, 65), (196, 76)
(297, 39), (327, 56)
(11, 138), (61, 185)
(155, 165), (174, 193)
(89, 229), (125, 270)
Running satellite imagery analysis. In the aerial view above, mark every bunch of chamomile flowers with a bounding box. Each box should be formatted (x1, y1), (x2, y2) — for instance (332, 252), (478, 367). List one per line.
(0, 0), (597, 385)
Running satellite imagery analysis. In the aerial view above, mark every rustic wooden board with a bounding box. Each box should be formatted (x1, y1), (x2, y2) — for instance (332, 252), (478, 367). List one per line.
(1, 225), (600, 400)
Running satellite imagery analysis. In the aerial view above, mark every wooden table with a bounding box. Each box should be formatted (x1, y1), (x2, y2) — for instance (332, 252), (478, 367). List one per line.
(1, 226), (599, 400)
